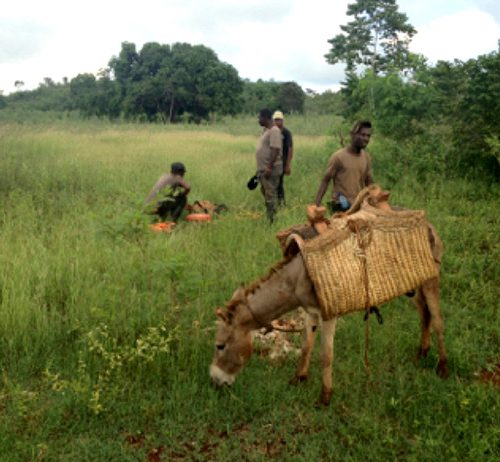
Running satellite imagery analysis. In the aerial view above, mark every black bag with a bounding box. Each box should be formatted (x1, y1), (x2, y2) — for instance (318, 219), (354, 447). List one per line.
(247, 174), (259, 190)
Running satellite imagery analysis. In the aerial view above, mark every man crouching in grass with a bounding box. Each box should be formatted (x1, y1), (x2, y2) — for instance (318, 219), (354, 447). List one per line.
(144, 162), (191, 222)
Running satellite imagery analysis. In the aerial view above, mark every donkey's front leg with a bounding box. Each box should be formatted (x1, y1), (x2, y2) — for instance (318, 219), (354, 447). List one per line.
(319, 317), (337, 406)
(290, 311), (319, 385)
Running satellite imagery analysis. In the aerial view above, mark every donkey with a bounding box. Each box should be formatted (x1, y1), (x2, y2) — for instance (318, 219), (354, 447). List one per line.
(210, 187), (449, 405)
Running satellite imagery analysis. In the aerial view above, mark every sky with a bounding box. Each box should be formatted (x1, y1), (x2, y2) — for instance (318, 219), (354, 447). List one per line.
(0, 0), (499, 95)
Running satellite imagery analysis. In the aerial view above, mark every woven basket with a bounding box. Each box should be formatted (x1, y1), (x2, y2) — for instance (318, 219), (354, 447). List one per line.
(302, 210), (438, 320)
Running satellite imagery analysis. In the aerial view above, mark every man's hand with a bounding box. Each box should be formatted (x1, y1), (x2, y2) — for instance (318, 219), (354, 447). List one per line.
(264, 165), (272, 178)
(284, 166), (291, 175)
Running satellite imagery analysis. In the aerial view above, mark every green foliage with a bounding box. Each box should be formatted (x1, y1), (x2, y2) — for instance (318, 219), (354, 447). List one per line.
(3, 80), (72, 113)
(325, 0), (417, 75)
(107, 41), (244, 122)
(304, 89), (344, 115)
(450, 48), (500, 176)
(352, 71), (439, 139)
(337, 45), (499, 179)
(275, 81), (306, 113)
(241, 79), (306, 115)
(43, 317), (179, 415)
(241, 79), (281, 114)
(69, 73), (99, 117)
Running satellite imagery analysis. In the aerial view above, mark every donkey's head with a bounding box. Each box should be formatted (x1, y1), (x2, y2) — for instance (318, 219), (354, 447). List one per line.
(210, 285), (254, 387)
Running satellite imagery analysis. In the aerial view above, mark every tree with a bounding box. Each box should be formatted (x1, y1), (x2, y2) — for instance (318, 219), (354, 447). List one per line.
(241, 79), (306, 114)
(108, 42), (140, 85)
(325, 0), (416, 76)
(69, 73), (99, 117)
(353, 70), (439, 139)
(108, 41), (243, 122)
(275, 82), (305, 114)
(241, 79), (280, 114)
(304, 89), (344, 115)
(449, 48), (500, 176)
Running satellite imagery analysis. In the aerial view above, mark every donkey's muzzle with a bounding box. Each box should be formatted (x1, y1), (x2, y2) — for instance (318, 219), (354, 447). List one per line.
(209, 364), (235, 387)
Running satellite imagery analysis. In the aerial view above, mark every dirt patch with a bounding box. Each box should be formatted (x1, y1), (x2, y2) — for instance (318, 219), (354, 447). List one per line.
(147, 446), (165, 462)
(478, 363), (500, 388)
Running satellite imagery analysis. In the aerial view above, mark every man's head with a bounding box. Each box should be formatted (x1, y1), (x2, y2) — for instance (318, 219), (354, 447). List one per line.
(272, 110), (284, 129)
(350, 120), (372, 151)
(258, 108), (273, 128)
(171, 162), (186, 176)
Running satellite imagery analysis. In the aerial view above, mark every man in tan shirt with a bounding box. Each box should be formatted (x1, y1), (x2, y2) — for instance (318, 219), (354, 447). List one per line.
(255, 108), (282, 223)
(315, 120), (374, 212)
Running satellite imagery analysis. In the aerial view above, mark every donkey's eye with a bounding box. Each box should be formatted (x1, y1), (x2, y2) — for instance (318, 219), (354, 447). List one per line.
(216, 344), (225, 351)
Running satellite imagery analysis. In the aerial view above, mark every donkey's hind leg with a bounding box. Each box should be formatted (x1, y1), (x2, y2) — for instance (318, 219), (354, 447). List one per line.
(290, 310), (319, 385)
(417, 277), (449, 378)
(412, 287), (432, 360)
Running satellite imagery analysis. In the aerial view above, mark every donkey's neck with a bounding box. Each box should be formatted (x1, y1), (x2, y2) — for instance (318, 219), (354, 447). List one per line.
(244, 254), (317, 327)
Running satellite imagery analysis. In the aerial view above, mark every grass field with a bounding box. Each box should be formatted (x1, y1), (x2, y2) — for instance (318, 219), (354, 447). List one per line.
(0, 119), (498, 461)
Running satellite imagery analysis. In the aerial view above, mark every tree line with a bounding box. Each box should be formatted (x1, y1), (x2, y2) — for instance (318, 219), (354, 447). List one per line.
(0, 41), (306, 122)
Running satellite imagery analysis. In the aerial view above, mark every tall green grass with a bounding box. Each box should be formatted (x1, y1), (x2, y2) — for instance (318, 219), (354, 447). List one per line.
(0, 122), (498, 461)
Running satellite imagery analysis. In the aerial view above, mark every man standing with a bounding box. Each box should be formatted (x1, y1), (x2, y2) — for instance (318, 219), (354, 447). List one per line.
(314, 120), (374, 212)
(273, 110), (293, 207)
(255, 108), (283, 223)
(144, 162), (191, 222)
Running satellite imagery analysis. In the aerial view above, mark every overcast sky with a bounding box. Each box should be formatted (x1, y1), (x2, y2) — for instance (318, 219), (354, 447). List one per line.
(1, 0), (498, 95)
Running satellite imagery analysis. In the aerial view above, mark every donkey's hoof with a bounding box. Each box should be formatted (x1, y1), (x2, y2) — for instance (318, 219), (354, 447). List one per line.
(437, 359), (449, 378)
(318, 387), (332, 406)
(289, 375), (307, 386)
(416, 346), (430, 360)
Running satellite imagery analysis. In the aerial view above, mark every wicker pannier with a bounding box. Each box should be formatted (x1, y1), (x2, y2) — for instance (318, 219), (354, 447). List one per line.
(301, 210), (438, 320)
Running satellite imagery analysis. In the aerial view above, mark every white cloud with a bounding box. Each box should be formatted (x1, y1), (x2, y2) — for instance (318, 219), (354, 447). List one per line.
(410, 9), (499, 63)
(473, 0), (500, 21)
(0, 19), (50, 63)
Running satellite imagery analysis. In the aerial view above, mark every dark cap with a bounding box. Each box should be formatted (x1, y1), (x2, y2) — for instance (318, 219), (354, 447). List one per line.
(171, 162), (186, 174)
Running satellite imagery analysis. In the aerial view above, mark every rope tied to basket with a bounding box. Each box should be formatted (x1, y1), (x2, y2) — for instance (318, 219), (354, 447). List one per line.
(347, 218), (373, 311)
(346, 217), (385, 373)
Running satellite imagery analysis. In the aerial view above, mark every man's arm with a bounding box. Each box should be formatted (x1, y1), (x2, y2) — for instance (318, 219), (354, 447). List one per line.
(315, 154), (337, 206)
(265, 147), (280, 177)
(284, 145), (293, 175)
(265, 127), (282, 177)
(178, 177), (191, 195)
(144, 175), (169, 204)
(314, 174), (331, 206)
(364, 155), (374, 186)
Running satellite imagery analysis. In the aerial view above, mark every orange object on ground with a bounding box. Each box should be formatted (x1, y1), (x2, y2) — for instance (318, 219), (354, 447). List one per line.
(150, 221), (176, 233)
(185, 213), (211, 222)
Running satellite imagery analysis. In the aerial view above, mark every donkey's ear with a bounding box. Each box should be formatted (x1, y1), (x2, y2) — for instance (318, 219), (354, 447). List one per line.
(233, 283), (246, 300)
(379, 190), (390, 202)
(215, 307), (229, 324)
